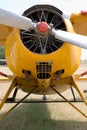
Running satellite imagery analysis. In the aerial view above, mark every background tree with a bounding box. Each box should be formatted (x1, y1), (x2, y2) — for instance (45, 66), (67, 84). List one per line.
(0, 47), (5, 59)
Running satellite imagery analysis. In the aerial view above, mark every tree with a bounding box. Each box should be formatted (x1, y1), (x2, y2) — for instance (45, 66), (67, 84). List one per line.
(0, 46), (5, 59)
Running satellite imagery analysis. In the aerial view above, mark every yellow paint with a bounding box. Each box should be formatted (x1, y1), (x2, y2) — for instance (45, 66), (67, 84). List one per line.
(5, 20), (81, 78)
(0, 12), (87, 119)
(5, 18), (82, 93)
(0, 24), (12, 46)
(70, 13), (87, 36)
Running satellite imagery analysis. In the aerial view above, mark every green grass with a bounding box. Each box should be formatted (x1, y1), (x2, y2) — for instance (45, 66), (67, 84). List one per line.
(0, 103), (87, 130)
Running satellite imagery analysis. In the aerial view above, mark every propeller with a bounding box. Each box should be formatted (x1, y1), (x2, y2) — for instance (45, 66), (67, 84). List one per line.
(0, 8), (34, 30)
(0, 8), (87, 49)
(52, 29), (87, 49)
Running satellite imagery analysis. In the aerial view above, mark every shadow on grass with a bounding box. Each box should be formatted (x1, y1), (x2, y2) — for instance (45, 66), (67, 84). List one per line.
(0, 103), (87, 130)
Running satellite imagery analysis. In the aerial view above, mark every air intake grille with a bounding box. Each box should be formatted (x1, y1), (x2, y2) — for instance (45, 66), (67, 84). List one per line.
(36, 62), (52, 79)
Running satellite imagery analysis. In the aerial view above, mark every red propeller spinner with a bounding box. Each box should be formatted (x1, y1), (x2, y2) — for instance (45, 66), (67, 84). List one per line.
(37, 21), (49, 33)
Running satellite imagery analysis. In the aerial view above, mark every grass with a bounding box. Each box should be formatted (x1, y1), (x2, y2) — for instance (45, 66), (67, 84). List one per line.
(0, 103), (87, 130)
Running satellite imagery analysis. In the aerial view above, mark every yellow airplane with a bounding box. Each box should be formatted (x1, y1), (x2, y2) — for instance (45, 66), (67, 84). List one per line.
(0, 4), (87, 120)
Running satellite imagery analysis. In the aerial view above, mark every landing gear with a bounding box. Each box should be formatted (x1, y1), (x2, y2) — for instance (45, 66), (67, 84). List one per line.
(50, 85), (87, 118)
(70, 86), (77, 101)
(6, 87), (18, 102)
(43, 95), (46, 100)
(0, 75), (87, 121)
(0, 78), (36, 121)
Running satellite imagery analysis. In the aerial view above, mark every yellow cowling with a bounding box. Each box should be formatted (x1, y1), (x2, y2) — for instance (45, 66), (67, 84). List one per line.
(5, 18), (81, 79)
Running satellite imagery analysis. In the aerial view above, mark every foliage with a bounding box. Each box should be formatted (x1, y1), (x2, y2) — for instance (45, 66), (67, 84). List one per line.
(0, 47), (5, 59)
(0, 47), (6, 65)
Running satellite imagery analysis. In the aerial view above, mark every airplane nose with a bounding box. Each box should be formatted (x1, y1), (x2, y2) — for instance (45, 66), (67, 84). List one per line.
(37, 21), (48, 33)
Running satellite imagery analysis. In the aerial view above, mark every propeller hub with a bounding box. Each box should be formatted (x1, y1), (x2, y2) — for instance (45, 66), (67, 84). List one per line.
(37, 21), (48, 33)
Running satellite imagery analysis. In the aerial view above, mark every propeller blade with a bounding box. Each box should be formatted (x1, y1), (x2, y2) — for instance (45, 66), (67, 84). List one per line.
(52, 29), (87, 49)
(0, 8), (34, 30)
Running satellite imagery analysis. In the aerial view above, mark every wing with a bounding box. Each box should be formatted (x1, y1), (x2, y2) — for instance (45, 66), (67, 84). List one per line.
(70, 12), (87, 36)
(0, 24), (12, 46)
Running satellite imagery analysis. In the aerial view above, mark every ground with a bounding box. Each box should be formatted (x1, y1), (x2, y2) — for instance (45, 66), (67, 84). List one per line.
(0, 62), (87, 130)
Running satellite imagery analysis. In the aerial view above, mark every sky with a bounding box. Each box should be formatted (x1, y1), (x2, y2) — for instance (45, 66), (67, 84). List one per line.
(0, 0), (87, 60)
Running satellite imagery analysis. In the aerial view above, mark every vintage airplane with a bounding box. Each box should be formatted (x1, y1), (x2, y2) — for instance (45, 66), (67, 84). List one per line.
(0, 4), (87, 120)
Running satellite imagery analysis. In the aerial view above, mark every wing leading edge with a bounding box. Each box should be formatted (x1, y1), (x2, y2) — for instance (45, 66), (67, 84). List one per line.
(0, 24), (12, 46)
(70, 12), (87, 36)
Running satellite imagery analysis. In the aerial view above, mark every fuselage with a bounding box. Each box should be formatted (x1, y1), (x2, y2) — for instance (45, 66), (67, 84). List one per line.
(5, 18), (81, 94)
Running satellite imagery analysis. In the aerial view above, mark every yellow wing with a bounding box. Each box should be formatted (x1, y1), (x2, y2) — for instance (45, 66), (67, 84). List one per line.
(70, 12), (87, 36)
(0, 24), (12, 46)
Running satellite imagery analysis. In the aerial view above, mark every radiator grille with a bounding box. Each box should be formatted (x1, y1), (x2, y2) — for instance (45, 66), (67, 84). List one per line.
(36, 62), (52, 79)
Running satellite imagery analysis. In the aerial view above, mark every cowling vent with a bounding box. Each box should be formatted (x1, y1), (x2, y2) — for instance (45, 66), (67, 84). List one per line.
(36, 62), (52, 79)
